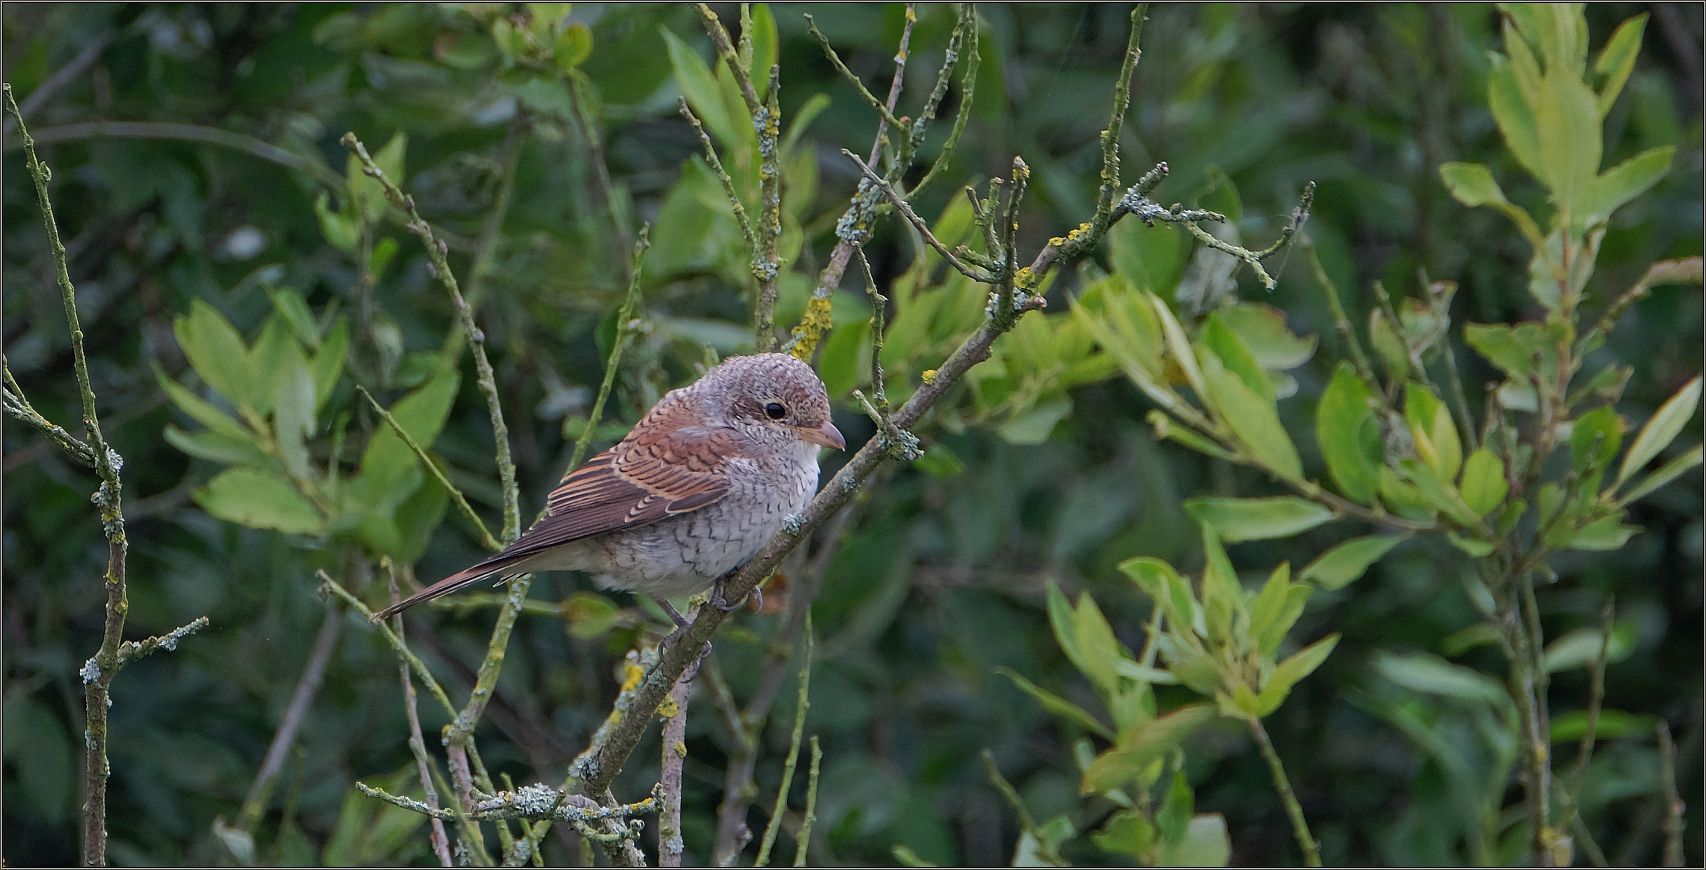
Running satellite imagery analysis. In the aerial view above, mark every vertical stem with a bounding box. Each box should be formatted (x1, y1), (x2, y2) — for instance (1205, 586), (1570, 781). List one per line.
(1657, 722), (1684, 867)
(658, 675), (693, 867)
(238, 610), (344, 832)
(1247, 717), (1322, 867)
(6, 82), (131, 869)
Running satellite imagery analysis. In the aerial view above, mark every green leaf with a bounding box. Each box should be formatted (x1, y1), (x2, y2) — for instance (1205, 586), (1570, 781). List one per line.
(1156, 771), (1194, 842)
(1092, 810), (1156, 862)
(1581, 146), (1673, 224)
(1549, 709), (1655, 743)
(1316, 364), (1382, 503)
(553, 21), (592, 72)
(1148, 410), (1235, 462)
(1074, 593), (1125, 697)
(1120, 558), (1200, 637)
(265, 286), (321, 348)
(1248, 564), (1312, 658)
(1373, 651), (1509, 709)
(996, 667), (1114, 741)
(1543, 622), (1635, 673)
(663, 27), (738, 148)
(1300, 534), (1406, 591)
(1107, 218), (1190, 303)
(1149, 293), (1209, 405)
(196, 468), (324, 535)
(1620, 444), (1703, 504)
(1156, 814), (1230, 868)
(1564, 513), (1638, 551)
(174, 299), (258, 413)
(310, 317), (350, 415)
(1438, 162), (1544, 248)
(272, 346), (317, 481)
(156, 365), (253, 441)
(1200, 314), (1271, 403)
(1616, 376), (1702, 487)
(746, 4), (778, 97)
(1203, 360), (1302, 480)
(1197, 527), (1245, 639)
(1217, 304), (1316, 371)
(1447, 532), (1496, 557)
(1487, 53), (1543, 183)
(1405, 383), (1463, 483)
(1592, 13), (1648, 117)
(1534, 68), (1602, 220)
(1257, 634), (1339, 718)
(1046, 580), (1083, 670)
(1082, 704), (1216, 794)
(1185, 497), (1333, 543)
(1459, 448), (1510, 518)
(1570, 405), (1625, 477)
(164, 425), (270, 468)
(1368, 307), (1409, 383)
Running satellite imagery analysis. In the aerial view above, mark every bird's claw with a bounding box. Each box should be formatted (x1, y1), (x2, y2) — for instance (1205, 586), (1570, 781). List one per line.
(710, 571), (760, 613)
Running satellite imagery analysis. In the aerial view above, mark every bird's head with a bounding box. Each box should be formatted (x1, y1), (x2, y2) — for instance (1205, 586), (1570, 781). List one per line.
(701, 353), (845, 451)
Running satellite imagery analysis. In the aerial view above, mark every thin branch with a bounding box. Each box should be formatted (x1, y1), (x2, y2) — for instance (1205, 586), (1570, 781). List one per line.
(792, 737), (822, 869)
(358, 385), (501, 552)
(804, 14), (907, 133)
(755, 614), (814, 867)
(1561, 597), (1615, 829)
(842, 149), (992, 282)
(1249, 717), (1322, 867)
(387, 565), (455, 868)
(1657, 721), (1684, 867)
(570, 225), (652, 472)
(567, 71), (634, 277)
(12, 119), (346, 191)
(680, 100), (758, 252)
(909, 4), (980, 200)
(6, 81), (150, 868)
(658, 674), (693, 867)
(1306, 243), (1378, 385)
(236, 612), (341, 835)
(1092, 4), (1148, 225)
(342, 132), (519, 541)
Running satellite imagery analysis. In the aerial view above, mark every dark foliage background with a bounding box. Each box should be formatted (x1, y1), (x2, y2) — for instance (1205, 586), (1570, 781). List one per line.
(3, 3), (1701, 866)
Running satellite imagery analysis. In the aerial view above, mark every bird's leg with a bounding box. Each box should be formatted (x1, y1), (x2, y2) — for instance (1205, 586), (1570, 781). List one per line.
(654, 596), (713, 681)
(710, 568), (762, 613)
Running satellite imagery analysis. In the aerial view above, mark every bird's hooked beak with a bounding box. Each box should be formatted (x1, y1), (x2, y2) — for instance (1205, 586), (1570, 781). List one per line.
(801, 419), (846, 450)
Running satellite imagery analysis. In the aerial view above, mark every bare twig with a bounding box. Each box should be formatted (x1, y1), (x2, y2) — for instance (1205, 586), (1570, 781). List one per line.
(358, 384), (502, 552)
(792, 737), (822, 868)
(1249, 717), (1322, 867)
(237, 612), (343, 835)
(5, 81), (191, 868)
(387, 565), (455, 868)
(842, 150), (992, 282)
(570, 225), (652, 472)
(658, 674), (694, 867)
(1657, 722), (1684, 867)
(755, 614), (814, 867)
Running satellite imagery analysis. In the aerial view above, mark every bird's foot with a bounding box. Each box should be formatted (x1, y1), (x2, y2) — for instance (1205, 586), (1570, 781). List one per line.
(655, 597), (712, 680)
(710, 570), (761, 613)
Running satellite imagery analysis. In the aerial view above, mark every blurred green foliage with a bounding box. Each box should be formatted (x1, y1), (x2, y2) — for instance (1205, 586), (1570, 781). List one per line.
(3, 3), (1700, 866)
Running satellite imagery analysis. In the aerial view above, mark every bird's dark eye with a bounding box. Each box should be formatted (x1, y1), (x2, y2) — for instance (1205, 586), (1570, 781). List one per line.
(764, 401), (787, 420)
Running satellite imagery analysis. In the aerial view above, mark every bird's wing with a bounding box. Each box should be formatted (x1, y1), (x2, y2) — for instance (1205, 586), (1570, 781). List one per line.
(372, 394), (740, 620)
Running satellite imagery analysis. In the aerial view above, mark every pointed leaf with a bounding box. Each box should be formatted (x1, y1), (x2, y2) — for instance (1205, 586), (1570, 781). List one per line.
(1185, 497), (1334, 543)
(1300, 534), (1407, 590)
(996, 668), (1114, 741)
(174, 299), (258, 412)
(1405, 383), (1463, 482)
(1203, 361), (1301, 479)
(1616, 376), (1702, 487)
(1592, 13), (1648, 117)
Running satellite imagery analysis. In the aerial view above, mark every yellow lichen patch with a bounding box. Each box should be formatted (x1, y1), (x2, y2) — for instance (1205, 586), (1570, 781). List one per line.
(620, 661), (644, 693)
(789, 294), (836, 361)
(921, 369), (939, 385)
(673, 740), (688, 759)
(1015, 267), (1038, 290)
(657, 697), (680, 718)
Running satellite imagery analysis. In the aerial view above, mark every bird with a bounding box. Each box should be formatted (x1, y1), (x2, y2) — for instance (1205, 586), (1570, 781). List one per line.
(372, 352), (845, 623)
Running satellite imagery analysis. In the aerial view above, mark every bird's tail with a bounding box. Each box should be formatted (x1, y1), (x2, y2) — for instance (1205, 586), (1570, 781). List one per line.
(370, 555), (527, 621)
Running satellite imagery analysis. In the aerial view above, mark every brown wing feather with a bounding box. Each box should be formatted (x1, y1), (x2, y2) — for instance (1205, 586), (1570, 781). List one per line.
(372, 390), (740, 621)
